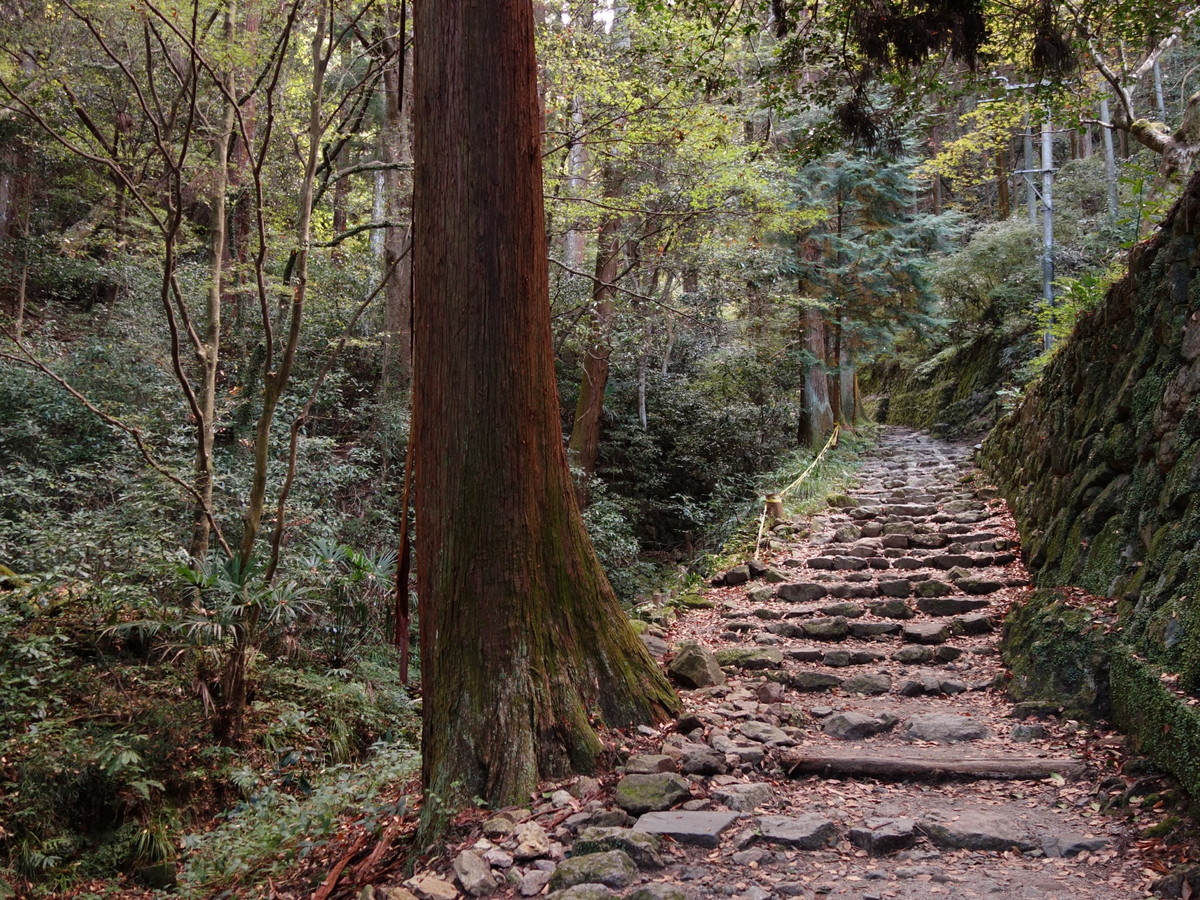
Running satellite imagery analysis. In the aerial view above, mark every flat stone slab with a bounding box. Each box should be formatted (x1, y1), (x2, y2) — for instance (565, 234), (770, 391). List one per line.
(1041, 833), (1111, 857)
(714, 647), (783, 669)
(777, 582), (827, 603)
(633, 811), (741, 848)
(712, 782), (773, 812)
(848, 817), (917, 855)
(822, 711), (899, 740)
(785, 671), (843, 691)
(757, 814), (838, 849)
(917, 809), (1037, 852)
(738, 720), (792, 744)
(902, 622), (950, 644)
(902, 714), (990, 742)
(842, 672), (892, 695)
(801, 616), (849, 640)
(916, 596), (991, 616)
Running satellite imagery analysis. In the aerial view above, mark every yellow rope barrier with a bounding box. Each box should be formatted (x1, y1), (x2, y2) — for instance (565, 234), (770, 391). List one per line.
(753, 424), (842, 560)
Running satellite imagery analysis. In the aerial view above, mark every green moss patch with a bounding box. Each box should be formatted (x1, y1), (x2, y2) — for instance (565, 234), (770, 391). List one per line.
(1111, 652), (1200, 801)
(1000, 589), (1114, 720)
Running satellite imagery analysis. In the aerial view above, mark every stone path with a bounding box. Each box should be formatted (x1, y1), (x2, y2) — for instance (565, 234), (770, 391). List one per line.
(388, 427), (1177, 900)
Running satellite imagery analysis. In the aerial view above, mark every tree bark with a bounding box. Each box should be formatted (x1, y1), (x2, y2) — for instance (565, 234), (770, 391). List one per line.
(380, 0), (413, 398)
(190, 0), (237, 560)
(798, 304), (834, 447)
(411, 0), (678, 815)
(568, 210), (620, 498)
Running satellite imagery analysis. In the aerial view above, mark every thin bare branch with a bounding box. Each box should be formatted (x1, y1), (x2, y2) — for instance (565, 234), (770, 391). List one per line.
(0, 339), (231, 557)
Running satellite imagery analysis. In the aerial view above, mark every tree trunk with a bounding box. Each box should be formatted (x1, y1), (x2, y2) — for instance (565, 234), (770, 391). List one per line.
(380, 0), (413, 398)
(995, 144), (1010, 219)
(798, 304), (834, 447)
(190, 0), (237, 560)
(411, 0), (678, 816)
(567, 210), (620, 497)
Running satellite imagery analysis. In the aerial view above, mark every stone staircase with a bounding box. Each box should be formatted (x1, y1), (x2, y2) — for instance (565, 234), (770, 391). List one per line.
(395, 427), (1174, 900)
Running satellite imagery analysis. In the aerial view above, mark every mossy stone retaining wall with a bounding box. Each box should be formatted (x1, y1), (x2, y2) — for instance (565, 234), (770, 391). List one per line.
(984, 169), (1200, 681)
(874, 332), (1026, 438)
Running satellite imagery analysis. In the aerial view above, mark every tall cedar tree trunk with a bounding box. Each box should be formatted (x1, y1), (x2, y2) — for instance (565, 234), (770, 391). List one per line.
(411, 0), (678, 813)
(798, 304), (834, 447)
(567, 211), (621, 499)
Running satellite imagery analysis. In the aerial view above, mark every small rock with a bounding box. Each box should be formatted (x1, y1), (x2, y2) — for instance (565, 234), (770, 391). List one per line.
(902, 622), (950, 645)
(724, 565), (752, 586)
(955, 613), (993, 634)
(712, 782), (773, 811)
(484, 849), (515, 869)
(916, 597), (990, 616)
(956, 577), (1003, 595)
(572, 776), (601, 798)
(893, 646), (933, 664)
(715, 647), (784, 670)
(801, 617), (849, 640)
(820, 601), (865, 617)
(453, 850), (498, 897)
(867, 599), (914, 620)
(915, 580), (953, 597)
(902, 714), (989, 743)
(1011, 723), (1046, 742)
(850, 622), (902, 638)
(681, 745), (728, 775)
(842, 673), (891, 695)
(669, 641), (726, 689)
(777, 582), (828, 603)
(1041, 834), (1110, 858)
(551, 790), (575, 809)
(738, 720), (792, 744)
(625, 885), (688, 900)
(549, 850), (637, 891)
(756, 681), (786, 704)
(786, 671), (843, 692)
(406, 873), (460, 900)
(822, 711), (898, 740)
(614, 773), (692, 815)
(483, 815), (516, 838)
(757, 814), (838, 849)
(848, 818), (917, 856)
(545, 886), (617, 900)
(518, 870), (554, 897)
(574, 827), (665, 869)
(917, 810), (1035, 852)
(626, 754), (677, 775)
(513, 822), (552, 860)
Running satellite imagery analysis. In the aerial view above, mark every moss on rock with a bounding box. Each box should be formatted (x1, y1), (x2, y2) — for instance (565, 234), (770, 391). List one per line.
(1000, 589), (1114, 720)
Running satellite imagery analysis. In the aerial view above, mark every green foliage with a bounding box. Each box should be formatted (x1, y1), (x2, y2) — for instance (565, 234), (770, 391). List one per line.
(1027, 265), (1121, 375)
(178, 742), (416, 895)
